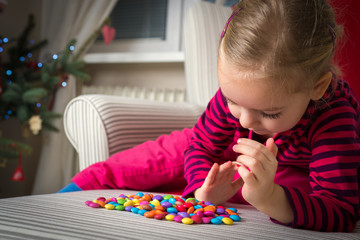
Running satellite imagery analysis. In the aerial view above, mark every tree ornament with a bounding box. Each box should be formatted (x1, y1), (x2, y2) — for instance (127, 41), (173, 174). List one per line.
(102, 25), (115, 45)
(0, 0), (7, 13)
(28, 115), (42, 135)
(11, 151), (25, 181)
(26, 61), (38, 69)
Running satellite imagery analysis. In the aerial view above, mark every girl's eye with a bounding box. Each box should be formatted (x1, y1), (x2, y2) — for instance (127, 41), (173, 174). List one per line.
(261, 112), (282, 119)
(226, 98), (235, 105)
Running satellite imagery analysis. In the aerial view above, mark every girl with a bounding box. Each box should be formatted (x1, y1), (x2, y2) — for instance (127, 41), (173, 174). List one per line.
(183, 0), (360, 232)
(61, 0), (359, 232)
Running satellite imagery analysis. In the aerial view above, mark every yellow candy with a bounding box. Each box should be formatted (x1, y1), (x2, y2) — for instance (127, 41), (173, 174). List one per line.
(93, 199), (99, 203)
(124, 200), (134, 207)
(105, 204), (115, 210)
(150, 199), (160, 206)
(165, 215), (175, 221)
(182, 217), (194, 225)
(222, 217), (233, 225)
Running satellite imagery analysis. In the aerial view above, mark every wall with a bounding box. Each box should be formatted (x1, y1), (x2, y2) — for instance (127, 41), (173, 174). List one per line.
(85, 62), (185, 90)
(0, 0), (43, 198)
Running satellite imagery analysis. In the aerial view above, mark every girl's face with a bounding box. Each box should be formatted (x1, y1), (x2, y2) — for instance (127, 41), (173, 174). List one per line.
(218, 56), (311, 137)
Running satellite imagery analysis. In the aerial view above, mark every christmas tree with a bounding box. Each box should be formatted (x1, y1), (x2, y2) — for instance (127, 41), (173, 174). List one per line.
(0, 14), (90, 178)
(0, 14), (90, 132)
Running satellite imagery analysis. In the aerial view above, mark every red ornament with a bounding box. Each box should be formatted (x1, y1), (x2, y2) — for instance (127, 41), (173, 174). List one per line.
(0, 0), (7, 13)
(26, 61), (38, 69)
(102, 25), (116, 45)
(11, 152), (25, 181)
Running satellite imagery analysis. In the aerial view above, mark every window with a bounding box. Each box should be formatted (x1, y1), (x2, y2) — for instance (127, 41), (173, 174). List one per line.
(86, 0), (183, 63)
(85, 0), (239, 63)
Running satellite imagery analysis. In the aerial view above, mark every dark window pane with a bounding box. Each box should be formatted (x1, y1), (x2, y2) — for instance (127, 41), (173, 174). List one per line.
(100, 0), (168, 40)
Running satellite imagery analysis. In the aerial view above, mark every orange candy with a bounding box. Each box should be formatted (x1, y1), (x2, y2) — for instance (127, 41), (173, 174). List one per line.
(144, 210), (156, 218)
(187, 206), (195, 214)
(97, 200), (106, 208)
(193, 209), (204, 214)
(204, 205), (216, 212)
(155, 210), (165, 215)
(143, 194), (152, 202)
(155, 206), (166, 212)
(225, 209), (237, 215)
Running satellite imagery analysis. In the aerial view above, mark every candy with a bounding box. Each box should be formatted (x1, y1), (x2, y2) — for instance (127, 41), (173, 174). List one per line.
(123, 200), (134, 207)
(154, 214), (165, 220)
(182, 217), (194, 225)
(144, 211), (155, 218)
(202, 217), (213, 224)
(165, 214), (175, 221)
(173, 215), (183, 223)
(116, 205), (125, 211)
(222, 217), (234, 225)
(191, 215), (203, 224)
(137, 209), (147, 216)
(211, 217), (223, 225)
(85, 192), (241, 225)
(229, 214), (241, 222)
(152, 195), (163, 201)
(131, 207), (139, 214)
(161, 201), (173, 208)
(105, 204), (115, 210)
(88, 202), (100, 208)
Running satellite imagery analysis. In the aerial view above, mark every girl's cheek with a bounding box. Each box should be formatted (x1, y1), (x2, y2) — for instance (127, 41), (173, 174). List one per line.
(228, 106), (241, 119)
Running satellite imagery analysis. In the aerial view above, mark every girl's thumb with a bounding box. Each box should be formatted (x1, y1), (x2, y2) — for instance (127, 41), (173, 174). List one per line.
(266, 138), (278, 157)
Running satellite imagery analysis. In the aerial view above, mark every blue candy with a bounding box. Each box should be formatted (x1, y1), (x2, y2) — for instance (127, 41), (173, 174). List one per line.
(131, 207), (139, 214)
(136, 192), (144, 197)
(211, 218), (223, 224)
(137, 209), (147, 216)
(229, 214), (241, 222)
(167, 207), (178, 213)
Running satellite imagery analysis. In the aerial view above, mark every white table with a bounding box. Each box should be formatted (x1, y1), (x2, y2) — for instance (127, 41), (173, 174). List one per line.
(0, 190), (359, 239)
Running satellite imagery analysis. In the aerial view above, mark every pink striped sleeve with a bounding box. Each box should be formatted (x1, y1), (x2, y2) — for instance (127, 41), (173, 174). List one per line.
(282, 98), (360, 232)
(182, 89), (239, 197)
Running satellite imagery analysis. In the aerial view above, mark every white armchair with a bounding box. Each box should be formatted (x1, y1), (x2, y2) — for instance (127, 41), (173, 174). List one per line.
(64, 2), (232, 171)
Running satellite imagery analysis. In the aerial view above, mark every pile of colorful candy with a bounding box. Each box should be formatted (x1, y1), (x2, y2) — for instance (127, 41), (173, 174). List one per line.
(85, 192), (241, 225)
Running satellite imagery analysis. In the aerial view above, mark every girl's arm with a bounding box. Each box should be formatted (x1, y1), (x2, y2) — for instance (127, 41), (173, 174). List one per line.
(183, 89), (241, 198)
(284, 102), (360, 232)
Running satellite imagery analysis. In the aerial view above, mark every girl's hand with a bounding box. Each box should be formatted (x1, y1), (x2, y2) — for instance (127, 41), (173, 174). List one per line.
(194, 161), (244, 205)
(232, 138), (278, 208)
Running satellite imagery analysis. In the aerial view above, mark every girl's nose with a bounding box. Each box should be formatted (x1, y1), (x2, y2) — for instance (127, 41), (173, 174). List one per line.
(239, 109), (258, 129)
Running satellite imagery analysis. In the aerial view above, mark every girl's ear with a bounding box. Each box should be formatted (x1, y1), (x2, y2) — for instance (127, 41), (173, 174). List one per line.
(310, 71), (332, 100)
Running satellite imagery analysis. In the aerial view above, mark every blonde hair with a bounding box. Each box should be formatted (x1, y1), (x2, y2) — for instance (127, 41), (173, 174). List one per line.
(220, 0), (343, 93)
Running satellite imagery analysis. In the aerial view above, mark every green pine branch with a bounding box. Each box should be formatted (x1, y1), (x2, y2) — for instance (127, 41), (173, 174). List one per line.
(0, 137), (33, 159)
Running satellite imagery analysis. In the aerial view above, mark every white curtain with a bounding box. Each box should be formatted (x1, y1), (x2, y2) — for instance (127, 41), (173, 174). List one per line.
(32, 0), (117, 194)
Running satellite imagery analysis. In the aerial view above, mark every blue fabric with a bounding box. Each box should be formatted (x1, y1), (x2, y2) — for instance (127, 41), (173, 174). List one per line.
(58, 182), (82, 193)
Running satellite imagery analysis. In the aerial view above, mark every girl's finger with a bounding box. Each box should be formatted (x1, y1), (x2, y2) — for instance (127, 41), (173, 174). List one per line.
(232, 175), (244, 189)
(265, 138), (278, 157)
(235, 154), (265, 175)
(219, 161), (233, 172)
(233, 138), (274, 162)
(203, 163), (219, 186)
(237, 164), (257, 186)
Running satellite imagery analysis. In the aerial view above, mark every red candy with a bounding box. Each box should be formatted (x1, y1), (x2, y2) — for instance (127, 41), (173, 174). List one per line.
(191, 215), (203, 224)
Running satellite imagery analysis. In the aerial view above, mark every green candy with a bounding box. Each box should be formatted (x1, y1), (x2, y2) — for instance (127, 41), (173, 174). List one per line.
(163, 195), (174, 200)
(115, 205), (125, 211)
(117, 198), (126, 205)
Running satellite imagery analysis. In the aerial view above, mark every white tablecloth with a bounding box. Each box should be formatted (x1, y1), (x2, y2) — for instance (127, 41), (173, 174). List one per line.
(0, 190), (359, 240)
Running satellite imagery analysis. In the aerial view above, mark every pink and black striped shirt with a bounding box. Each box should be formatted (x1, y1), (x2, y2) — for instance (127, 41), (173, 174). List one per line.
(183, 79), (360, 232)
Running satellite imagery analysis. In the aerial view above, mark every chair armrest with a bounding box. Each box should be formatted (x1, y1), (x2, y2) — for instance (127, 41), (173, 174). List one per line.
(64, 94), (204, 170)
